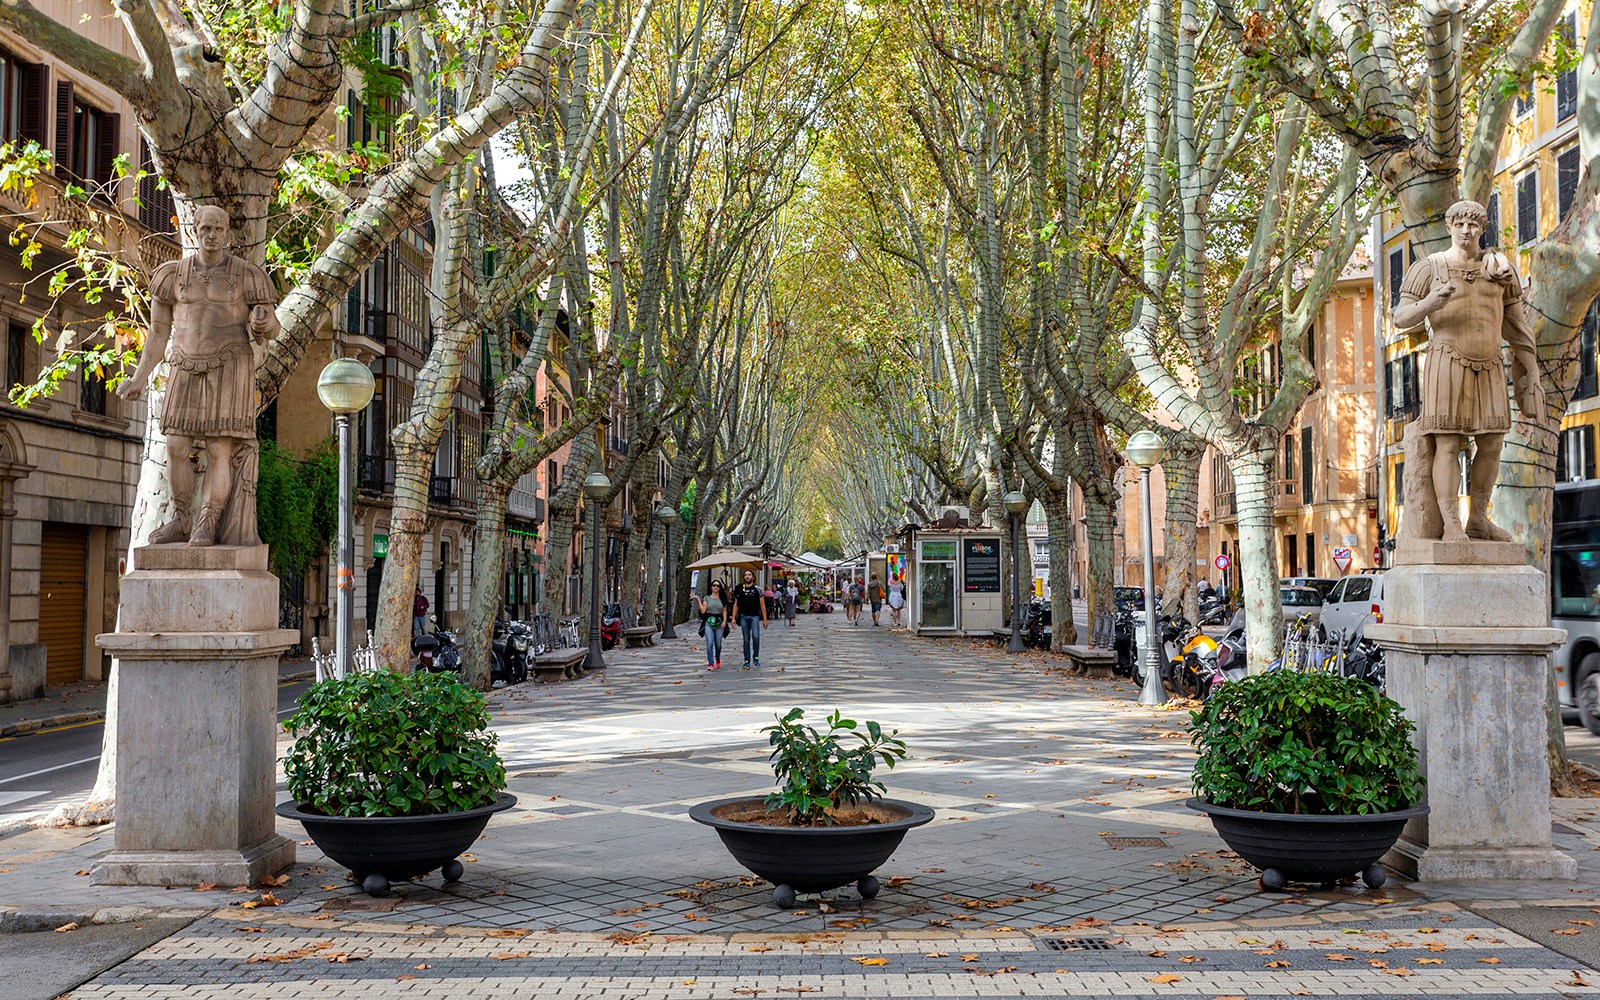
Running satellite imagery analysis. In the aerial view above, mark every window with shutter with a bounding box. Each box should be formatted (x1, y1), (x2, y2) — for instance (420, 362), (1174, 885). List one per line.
(1559, 146), (1580, 221)
(1558, 13), (1578, 122)
(52, 79), (73, 180)
(1516, 170), (1539, 244)
(93, 110), (119, 194)
(1388, 247), (1404, 307)
(1301, 427), (1313, 502)
(16, 60), (46, 144)
(1305, 322), (1315, 372)
(1483, 191), (1500, 248)
(1395, 461), (1406, 507)
(1582, 301), (1600, 402)
(1383, 359), (1395, 417)
(1514, 84), (1534, 118)
(136, 139), (175, 233)
(7, 322), (27, 394)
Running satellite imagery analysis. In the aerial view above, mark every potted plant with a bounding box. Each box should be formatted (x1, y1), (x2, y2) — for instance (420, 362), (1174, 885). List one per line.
(276, 669), (516, 897)
(690, 708), (934, 909)
(1187, 670), (1426, 891)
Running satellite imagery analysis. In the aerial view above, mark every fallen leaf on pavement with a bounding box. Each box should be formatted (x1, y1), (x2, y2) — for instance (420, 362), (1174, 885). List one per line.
(1479, 957), (1502, 964)
(413, 964), (430, 970)
(485, 929), (528, 938)
(194, 882), (217, 892)
(259, 874), (291, 887)
(54, 923), (78, 933)
(925, 951), (947, 958)
(489, 952), (531, 961)
(851, 957), (887, 966)
(1146, 973), (1182, 984)
(1416, 957), (1444, 965)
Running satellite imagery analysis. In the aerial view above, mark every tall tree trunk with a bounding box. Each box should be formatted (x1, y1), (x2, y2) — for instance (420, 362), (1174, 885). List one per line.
(463, 481), (512, 690)
(544, 435), (596, 616)
(1232, 445), (1282, 671)
(1044, 494), (1078, 648)
(1162, 440), (1204, 624)
(1083, 492), (1116, 648)
(374, 452), (434, 671)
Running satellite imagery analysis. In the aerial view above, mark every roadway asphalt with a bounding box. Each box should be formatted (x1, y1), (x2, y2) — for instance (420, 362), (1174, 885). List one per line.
(0, 679), (311, 828)
(0, 916), (198, 1000)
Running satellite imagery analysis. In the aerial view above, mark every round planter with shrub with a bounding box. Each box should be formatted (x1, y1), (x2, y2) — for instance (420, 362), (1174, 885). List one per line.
(1187, 670), (1426, 891)
(277, 669), (516, 896)
(691, 708), (933, 908)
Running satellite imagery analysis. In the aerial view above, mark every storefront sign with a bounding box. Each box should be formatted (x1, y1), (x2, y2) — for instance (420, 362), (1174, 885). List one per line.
(962, 537), (1002, 593)
(372, 533), (388, 559)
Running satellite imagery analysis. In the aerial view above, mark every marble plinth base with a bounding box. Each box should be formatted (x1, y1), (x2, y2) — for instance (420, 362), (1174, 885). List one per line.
(91, 545), (297, 887)
(1368, 561), (1575, 883)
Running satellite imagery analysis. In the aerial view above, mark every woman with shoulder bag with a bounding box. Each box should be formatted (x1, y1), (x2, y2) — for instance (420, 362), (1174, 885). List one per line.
(695, 580), (730, 670)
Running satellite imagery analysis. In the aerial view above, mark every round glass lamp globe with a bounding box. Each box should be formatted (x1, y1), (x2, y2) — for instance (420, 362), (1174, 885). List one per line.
(1003, 490), (1029, 514)
(656, 504), (679, 525)
(583, 471), (612, 499)
(316, 358), (375, 414)
(1126, 429), (1166, 468)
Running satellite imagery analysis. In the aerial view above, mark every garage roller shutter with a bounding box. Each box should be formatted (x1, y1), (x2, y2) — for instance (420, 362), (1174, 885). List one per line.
(39, 524), (88, 686)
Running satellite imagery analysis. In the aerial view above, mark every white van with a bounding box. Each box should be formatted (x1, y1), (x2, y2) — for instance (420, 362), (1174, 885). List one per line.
(1320, 573), (1385, 639)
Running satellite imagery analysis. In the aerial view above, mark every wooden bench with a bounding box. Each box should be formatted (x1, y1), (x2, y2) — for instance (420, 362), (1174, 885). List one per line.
(533, 648), (588, 682)
(1059, 644), (1118, 679)
(622, 625), (657, 648)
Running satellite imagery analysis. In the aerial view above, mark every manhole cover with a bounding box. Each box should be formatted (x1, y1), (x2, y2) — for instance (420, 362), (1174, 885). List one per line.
(321, 895), (402, 912)
(1039, 936), (1118, 951)
(1102, 836), (1170, 849)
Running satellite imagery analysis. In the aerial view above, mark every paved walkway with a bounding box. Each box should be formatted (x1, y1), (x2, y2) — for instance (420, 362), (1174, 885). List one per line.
(7, 615), (1600, 997)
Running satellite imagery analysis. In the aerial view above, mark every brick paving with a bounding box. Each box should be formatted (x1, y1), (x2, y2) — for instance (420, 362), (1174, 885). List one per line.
(10, 614), (1600, 996)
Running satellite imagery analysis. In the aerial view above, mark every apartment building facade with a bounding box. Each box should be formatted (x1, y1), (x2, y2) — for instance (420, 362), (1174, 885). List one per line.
(0, 2), (174, 701)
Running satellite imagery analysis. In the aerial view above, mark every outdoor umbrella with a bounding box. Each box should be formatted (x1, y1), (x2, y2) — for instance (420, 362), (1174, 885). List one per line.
(684, 550), (765, 571)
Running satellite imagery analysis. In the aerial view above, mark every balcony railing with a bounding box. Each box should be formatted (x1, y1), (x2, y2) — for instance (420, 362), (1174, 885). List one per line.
(1276, 479), (1300, 509)
(364, 307), (390, 343)
(1214, 491), (1236, 518)
(430, 475), (455, 505)
(359, 454), (390, 493)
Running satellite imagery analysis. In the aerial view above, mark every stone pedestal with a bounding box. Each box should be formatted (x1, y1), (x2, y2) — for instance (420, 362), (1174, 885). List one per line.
(1367, 542), (1575, 882)
(90, 544), (297, 887)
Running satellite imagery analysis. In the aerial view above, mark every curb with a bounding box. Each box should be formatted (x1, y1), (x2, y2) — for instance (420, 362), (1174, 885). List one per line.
(0, 904), (212, 933)
(0, 709), (104, 739)
(279, 670), (314, 684)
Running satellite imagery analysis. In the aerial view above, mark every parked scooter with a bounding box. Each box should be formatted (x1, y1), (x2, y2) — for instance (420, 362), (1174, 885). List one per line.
(600, 604), (623, 651)
(1024, 600), (1052, 648)
(412, 617), (462, 673)
(491, 619), (533, 685)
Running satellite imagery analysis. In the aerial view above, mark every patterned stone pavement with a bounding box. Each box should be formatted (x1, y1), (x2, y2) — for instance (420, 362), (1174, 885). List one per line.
(11, 613), (1600, 997)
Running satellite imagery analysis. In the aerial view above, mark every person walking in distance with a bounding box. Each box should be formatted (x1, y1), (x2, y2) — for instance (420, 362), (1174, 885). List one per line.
(868, 574), (886, 626)
(887, 575), (905, 627)
(784, 578), (799, 627)
(732, 569), (768, 669)
(847, 577), (865, 624)
(695, 580), (730, 670)
(413, 586), (429, 638)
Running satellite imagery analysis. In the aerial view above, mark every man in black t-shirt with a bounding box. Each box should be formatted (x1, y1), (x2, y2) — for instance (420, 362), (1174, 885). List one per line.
(731, 568), (769, 669)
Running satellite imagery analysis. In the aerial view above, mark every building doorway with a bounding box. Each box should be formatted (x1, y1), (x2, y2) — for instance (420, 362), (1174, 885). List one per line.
(39, 522), (88, 686)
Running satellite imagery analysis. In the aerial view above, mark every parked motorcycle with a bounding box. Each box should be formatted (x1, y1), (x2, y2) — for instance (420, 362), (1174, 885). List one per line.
(412, 618), (461, 674)
(601, 604), (623, 651)
(1024, 600), (1052, 648)
(491, 619), (532, 685)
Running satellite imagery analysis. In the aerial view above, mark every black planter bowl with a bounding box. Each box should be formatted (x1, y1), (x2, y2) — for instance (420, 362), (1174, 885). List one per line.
(1187, 796), (1427, 891)
(277, 793), (517, 896)
(690, 796), (934, 909)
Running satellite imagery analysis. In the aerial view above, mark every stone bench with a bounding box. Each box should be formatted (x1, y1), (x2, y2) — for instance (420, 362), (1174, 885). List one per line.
(622, 625), (657, 648)
(533, 648), (588, 682)
(1059, 644), (1118, 679)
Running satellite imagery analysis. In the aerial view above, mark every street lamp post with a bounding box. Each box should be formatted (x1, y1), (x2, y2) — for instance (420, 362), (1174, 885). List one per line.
(657, 504), (680, 639)
(1003, 490), (1029, 653)
(316, 358), (376, 679)
(583, 471), (611, 669)
(1126, 430), (1167, 707)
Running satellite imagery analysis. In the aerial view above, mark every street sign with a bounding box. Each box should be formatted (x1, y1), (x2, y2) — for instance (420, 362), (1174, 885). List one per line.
(1213, 553), (1230, 572)
(1333, 547), (1353, 573)
(373, 533), (388, 559)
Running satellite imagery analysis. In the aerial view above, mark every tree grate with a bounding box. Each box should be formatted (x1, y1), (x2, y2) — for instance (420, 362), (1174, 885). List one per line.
(1102, 836), (1170, 849)
(1039, 937), (1118, 951)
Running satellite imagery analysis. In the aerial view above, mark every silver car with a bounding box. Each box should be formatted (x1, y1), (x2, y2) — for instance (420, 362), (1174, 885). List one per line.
(1320, 573), (1385, 639)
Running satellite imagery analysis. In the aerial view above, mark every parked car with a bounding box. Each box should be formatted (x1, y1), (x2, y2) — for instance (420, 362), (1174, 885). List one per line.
(1320, 573), (1385, 638)
(1281, 576), (1338, 602)
(1114, 586), (1147, 613)
(1280, 586), (1325, 628)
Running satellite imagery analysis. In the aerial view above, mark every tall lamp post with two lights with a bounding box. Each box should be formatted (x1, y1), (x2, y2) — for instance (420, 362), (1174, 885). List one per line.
(317, 358), (376, 679)
(1126, 430), (1168, 707)
(1003, 490), (1029, 652)
(584, 471), (612, 669)
(657, 504), (680, 639)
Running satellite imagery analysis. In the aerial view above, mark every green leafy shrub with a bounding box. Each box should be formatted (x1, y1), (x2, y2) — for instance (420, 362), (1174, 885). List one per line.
(256, 438), (339, 580)
(282, 670), (506, 817)
(1190, 671), (1423, 815)
(763, 708), (908, 825)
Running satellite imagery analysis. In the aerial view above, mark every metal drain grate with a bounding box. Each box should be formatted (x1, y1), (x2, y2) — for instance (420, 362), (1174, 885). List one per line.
(320, 895), (403, 912)
(618, 749), (695, 760)
(1039, 937), (1118, 952)
(1102, 836), (1169, 849)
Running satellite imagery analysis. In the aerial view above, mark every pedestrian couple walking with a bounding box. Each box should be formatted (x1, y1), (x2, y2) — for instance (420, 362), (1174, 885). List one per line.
(695, 569), (767, 670)
(846, 575), (889, 626)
